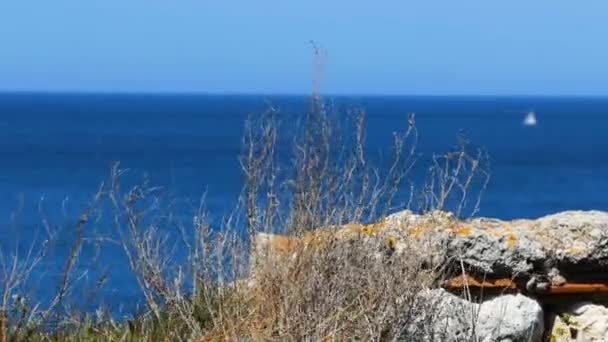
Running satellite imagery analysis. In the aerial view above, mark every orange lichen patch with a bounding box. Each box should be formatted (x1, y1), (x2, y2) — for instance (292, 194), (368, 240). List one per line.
(302, 231), (324, 246)
(451, 225), (472, 237)
(302, 228), (343, 248)
(445, 274), (517, 290)
(269, 220), (391, 253)
(488, 229), (503, 238)
(506, 231), (518, 248)
(360, 225), (376, 236)
(386, 236), (397, 250)
(265, 235), (302, 256)
(408, 225), (425, 238)
(358, 220), (387, 236)
(407, 222), (436, 238)
(300, 221), (381, 246)
(547, 282), (608, 294)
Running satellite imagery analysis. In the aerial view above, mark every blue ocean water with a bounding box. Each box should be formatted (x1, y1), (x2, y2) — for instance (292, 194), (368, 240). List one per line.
(1, 93), (608, 315)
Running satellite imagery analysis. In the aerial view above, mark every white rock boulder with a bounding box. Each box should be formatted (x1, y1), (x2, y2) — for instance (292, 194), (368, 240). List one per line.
(423, 289), (544, 342)
(550, 302), (608, 342)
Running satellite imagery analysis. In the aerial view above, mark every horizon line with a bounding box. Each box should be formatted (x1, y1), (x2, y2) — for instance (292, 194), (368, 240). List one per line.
(1, 89), (608, 99)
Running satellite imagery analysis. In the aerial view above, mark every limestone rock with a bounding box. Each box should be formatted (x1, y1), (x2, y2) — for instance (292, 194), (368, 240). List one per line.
(420, 289), (544, 342)
(550, 303), (608, 341)
(384, 210), (608, 282)
(251, 210), (608, 287)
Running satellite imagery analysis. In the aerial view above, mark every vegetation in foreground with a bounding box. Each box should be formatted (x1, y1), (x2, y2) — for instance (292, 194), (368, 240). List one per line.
(0, 87), (489, 341)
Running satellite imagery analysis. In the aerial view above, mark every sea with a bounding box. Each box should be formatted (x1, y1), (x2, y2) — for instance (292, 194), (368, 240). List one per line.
(1, 93), (607, 316)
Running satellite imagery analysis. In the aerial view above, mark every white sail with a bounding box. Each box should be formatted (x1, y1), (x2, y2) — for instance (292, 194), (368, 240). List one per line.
(523, 111), (537, 126)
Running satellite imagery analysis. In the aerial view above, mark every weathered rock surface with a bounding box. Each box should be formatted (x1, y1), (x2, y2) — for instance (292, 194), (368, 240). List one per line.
(385, 210), (608, 283)
(253, 210), (608, 289)
(550, 302), (608, 341)
(421, 289), (544, 341)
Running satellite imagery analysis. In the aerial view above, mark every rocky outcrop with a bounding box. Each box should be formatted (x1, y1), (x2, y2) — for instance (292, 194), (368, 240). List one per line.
(384, 210), (608, 288)
(253, 210), (608, 290)
(250, 210), (608, 341)
(422, 289), (544, 342)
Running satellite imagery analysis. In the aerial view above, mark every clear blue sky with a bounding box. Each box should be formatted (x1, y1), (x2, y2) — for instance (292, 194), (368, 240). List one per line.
(1, 1), (607, 95)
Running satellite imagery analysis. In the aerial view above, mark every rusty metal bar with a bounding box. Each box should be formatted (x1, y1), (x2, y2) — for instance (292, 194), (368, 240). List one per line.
(547, 283), (608, 294)
(445, 274), (608, 294)
(445, 274), (517, 290)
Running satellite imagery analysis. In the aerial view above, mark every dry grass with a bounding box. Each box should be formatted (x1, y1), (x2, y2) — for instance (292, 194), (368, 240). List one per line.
(238, 234), (439, 341)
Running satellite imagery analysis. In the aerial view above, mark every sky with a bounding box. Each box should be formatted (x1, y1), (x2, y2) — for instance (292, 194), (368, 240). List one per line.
(1, 1), (607, 96)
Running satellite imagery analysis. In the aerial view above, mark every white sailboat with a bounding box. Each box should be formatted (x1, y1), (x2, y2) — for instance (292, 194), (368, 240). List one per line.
(523, 111), (537, 126)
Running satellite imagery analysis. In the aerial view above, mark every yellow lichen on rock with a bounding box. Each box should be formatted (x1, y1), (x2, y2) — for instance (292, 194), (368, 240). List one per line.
(260, 234), (301, 256)
(303, 229), (332, 247)
(360, 225), (376, 236)
(408, 224), (429, 238)
(359, 219), (388, 236)
(452, 225), (472, 237)
(506, 232), (518, 248)
(386, 236), (397, 250)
